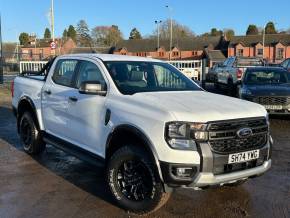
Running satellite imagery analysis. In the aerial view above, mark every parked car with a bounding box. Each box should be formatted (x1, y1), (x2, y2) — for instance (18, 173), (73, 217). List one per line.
(214, 56), (264, 95)
(238, 67), (290, 114)
(280, 58), (290, 71)
(206, 62), (223, 83)
(12, 54), (272, 214)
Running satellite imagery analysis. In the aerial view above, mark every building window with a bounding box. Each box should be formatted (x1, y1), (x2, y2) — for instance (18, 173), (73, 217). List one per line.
(172, 51), (179, 56)
(237, 49), (243, 57)
(276, 48), (284, 60)
(29, 50), (33, 58)
(159, 52), (164, 57)
(192, 51), (198, 56)
(39, 49), (43, 60)
(257, 48), (263, 56)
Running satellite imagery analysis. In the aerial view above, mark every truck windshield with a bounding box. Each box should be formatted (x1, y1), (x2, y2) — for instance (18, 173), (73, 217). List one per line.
(244, 69), (290, 85)
(104, 61), (202, 95)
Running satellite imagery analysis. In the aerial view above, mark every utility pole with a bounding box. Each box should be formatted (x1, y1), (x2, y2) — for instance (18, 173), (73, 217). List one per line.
(0, 14), (3, 84)
(155, 20), (162, 49)
(166, 5), (173, 60)
(51, 0), (55, 42)
(50, 0), (55, 56)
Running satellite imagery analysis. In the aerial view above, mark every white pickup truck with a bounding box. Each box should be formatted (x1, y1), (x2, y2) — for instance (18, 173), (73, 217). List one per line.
(12, 54), (272, 214)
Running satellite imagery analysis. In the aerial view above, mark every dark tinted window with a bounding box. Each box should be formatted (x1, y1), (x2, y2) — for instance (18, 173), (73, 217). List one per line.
(75, 61), (106, 88)
(245, 69), (290, 84)
(52, 59), (78, 87)
(104, 61), (201, 95)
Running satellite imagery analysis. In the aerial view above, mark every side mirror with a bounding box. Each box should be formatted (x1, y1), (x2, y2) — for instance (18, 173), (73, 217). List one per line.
(79, 81), (107, 96)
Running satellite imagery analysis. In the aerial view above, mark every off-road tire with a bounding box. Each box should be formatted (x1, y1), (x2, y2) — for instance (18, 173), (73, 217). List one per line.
(19, 112), (45, 154)
(107, 145), (170, 215)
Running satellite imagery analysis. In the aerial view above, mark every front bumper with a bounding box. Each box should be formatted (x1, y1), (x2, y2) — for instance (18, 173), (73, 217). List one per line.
(160, 139), (272, 188)
(192, 159), (271, 188)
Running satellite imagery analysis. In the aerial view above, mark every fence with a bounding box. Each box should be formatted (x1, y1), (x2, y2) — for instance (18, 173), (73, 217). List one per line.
(166, 60), (203, 80)
(19, 61), (48, 73)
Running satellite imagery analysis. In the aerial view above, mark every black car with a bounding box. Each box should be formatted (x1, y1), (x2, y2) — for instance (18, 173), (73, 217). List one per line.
(238, 67), (290, 114)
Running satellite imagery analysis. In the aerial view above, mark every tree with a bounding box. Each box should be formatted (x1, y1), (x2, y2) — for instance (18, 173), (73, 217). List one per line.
(224, 29), (235, 40)
(129, 28), (142, 39)
(107, 25), (123, 46)
(19, 32), (30, 45)
(153, 19), (195, 40)
(265, 22), (277, 34)
(246, 24), (259, 35)
(210, 28), (223, 36)
(62, 29), (68, 39)
(67, 25), (77, 41)
(91, 26), (110, 46)
(91, 25), (123, 46)
(76, 20), (92, 47)
(44, 28), (51, 39)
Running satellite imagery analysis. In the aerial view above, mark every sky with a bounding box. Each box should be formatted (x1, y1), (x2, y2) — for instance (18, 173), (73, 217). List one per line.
(0, 0), (289, 42)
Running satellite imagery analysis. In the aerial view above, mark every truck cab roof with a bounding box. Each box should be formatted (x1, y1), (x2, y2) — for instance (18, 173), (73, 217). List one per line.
(59, 53), (163, 62)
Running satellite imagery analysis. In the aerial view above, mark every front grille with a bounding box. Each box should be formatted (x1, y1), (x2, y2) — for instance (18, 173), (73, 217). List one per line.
(208, 118), (268, 154)
(253, 96), (290, 106)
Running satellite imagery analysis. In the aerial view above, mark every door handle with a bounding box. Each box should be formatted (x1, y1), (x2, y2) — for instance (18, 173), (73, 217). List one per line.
(44, 89), (51, 95)
(69, 96), (78, 102)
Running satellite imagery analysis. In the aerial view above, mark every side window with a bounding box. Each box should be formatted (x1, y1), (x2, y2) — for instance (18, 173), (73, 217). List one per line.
(281, 59), (289, 68)
(75, 61), (106, 88)
(52, 59), (78, 87)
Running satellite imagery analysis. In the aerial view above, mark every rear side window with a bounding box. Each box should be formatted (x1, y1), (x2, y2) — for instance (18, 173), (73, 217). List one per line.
(237, 59), (263, 67)
(52, 59), (78, 87)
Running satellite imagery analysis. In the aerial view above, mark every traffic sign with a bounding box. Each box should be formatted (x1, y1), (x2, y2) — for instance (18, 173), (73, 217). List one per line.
(50, 41), (56, 49)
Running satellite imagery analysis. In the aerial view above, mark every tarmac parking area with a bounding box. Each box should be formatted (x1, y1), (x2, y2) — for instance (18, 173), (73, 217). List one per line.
(0, 86), (289, 218)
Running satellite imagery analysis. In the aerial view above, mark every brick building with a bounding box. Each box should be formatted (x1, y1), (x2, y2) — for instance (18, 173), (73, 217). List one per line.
(111, 36), (227, 66)
(20, 38), (76, 60)
(228, 34), (290, 63)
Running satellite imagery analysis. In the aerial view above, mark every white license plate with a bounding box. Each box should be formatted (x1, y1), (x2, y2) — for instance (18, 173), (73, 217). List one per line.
(264, 105), (283, 110)
(228, 150), (259, 164)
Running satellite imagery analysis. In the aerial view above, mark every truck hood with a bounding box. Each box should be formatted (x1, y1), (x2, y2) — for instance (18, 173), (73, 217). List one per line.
(246, 84), (290, 96)
(133, 91), (266, 122)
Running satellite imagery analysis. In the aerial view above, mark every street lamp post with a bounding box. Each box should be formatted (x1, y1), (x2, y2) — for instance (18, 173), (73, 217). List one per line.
(262, 24), (266, 60)
(155, 20), (162, 49)
(166, 5), (173, 60)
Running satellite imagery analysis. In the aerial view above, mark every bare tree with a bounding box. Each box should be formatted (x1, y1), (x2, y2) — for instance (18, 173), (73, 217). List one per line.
(91, 25), (123, 46)
(152, 19), (195, 40)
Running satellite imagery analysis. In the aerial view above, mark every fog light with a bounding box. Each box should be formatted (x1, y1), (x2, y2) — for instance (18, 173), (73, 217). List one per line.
(172, 167), (196, 178)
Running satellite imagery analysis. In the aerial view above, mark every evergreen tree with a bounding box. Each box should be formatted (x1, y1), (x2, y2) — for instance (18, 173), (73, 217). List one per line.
(246, 25), (259, 35)
(62, 29), (68, 39)
(129, 28), (142, 39)
(265, 22), (277, 34)
(76, 20), (92, 46)
(44, 28), (51, 39)
(67, 25), (77, 41)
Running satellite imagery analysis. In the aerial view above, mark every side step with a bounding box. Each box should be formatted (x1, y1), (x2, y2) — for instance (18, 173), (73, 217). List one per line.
(43, 133), (105, 168)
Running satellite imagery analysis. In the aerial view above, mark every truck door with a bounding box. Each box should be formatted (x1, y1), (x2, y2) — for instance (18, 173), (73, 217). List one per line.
(42, 59), (79, 140)
(66, 59), (108, 156)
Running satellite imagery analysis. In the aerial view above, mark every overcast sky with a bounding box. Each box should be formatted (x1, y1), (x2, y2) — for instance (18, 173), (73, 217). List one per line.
(1, 0), (289, 42)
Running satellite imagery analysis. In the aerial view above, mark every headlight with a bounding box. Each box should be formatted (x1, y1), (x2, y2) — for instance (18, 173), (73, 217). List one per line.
(165, 122), (208, 150)
(240, 88), (252, 96)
